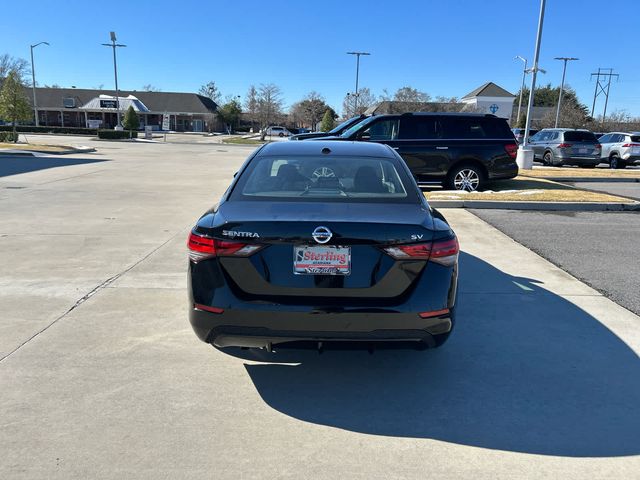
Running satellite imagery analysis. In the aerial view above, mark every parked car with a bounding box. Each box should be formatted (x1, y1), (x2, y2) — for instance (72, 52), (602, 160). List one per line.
(313, 113), (518, 192)
(289, 114), (368, 141)
(529, 129), (601, 167)
(511, 128), (539, 144)
(187, 140), (459, 351)
(263, 126), (293, 137)
(597, 132), (640, 169)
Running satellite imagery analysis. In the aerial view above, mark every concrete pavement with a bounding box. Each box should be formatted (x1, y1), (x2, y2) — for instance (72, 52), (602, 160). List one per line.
(1, 142), (639, 479)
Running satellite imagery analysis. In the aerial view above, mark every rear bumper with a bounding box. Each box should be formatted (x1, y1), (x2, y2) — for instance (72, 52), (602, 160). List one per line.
(189, 306), (454, 348)
(556, 155), (600, 165)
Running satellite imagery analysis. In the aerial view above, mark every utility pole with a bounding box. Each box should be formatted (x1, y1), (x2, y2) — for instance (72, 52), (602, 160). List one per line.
(590, 68), (619, 125)
(514, 56), (528, 127)
(554, 57), (578, 128)
(346, 51), (370, 114)
(102, 32), (126, 129)
(30, 41), (49, 127)
(516, 0), (546, 171)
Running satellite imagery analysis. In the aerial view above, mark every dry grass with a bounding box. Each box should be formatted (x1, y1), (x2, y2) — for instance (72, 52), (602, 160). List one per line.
(0, 142), (77, 152)
(521, 166), (640, 179)
(425, 176), (636, 203)
(221, 137), (265, 145)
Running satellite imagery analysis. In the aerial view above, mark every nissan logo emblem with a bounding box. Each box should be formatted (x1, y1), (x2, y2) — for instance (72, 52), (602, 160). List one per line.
(312, 226), (332, 244)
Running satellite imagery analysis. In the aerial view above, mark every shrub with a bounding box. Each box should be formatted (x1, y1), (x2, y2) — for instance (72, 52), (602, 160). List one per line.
(0, 131), (19, 142)
(0, 125), (98, 135)
(97, 129), (138, 140)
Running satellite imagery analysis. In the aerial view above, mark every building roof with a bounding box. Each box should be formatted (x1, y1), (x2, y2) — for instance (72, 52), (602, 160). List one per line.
(462, 82), (515, 99)
(25, 87), (218, 114)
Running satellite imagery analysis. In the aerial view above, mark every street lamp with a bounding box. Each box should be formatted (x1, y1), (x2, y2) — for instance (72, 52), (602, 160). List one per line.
(30, 41), (49, 127)
(102, 31), (126, 129)
(346, 51), (370, 114)
(517, 0), (547, 170)
(554, 57), (579, 128)
(514, 56), (527, 127)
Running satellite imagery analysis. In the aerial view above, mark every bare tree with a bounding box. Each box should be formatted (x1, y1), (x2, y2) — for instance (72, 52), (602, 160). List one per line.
(0, 54), (30, 83)
(342, 87), (377, 117)
(198, 81), (222, 104)
(257, 83), (283, 131)
(142, 84), (161, 92)
(393, 86), (430, 103)
(244, 85), (259, 132)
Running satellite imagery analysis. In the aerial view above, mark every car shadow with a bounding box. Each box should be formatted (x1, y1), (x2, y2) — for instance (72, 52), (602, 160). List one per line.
(0, 155), (107, 178)
(232, 251), (640, 457)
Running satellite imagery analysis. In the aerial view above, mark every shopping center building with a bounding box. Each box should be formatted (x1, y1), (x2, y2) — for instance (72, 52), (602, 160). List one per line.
(25, 87), (219, 131)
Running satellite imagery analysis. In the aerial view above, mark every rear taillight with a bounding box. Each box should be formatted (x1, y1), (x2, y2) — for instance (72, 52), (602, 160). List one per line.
(382, 237), (459, 266)
(504, 143), (518, 159)
(557, 143), (573, 149)
(594, 143), (602, 150)
(622, 143), (640, 148)
(187, 231), (262, 262)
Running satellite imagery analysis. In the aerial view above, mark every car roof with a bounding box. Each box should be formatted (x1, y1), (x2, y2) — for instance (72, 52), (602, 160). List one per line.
(374, 112), (501, 119)
(257, 140), (396, 158)
(541, 128), (591, 132)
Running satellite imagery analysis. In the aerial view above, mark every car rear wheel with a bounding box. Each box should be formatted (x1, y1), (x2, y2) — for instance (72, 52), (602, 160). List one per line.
(447, 164), (484, 192)
(278, 132), (284, 137)
(543, 151), (560, 167)
(609, 154), (624, 169)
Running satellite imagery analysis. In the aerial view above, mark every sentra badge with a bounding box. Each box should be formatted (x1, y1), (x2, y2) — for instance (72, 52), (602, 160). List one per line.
(223, 230), (260, 238)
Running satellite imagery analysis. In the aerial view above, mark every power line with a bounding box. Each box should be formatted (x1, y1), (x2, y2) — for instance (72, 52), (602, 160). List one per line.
(590, 68), (619, 124)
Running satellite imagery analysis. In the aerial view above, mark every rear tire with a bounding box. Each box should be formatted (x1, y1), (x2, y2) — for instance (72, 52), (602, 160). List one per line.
(610, 155), (621, 169)
(543, 151), (560, 167)
(446, 164), (484, 192)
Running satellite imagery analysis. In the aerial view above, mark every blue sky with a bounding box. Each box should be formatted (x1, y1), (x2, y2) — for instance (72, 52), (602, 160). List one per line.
(2, 0), (638, 116)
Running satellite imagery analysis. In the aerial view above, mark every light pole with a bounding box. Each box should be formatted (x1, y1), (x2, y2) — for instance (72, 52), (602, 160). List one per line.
(30, 41), (49, 127)
(517, 0), (547, 170)
(554, 57), (578, 128)
(102, 32), (126, 129)
(514, 56), (527, 127)
(347, 51), (370, 114)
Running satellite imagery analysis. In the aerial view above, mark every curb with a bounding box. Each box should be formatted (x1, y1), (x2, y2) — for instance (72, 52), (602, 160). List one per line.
(0, 147), (96, 156)
(521, 176), (640, 183)
(429, 200), (640, 211)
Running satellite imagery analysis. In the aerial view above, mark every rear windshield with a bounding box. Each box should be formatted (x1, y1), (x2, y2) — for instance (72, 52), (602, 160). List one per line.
(630, 135), (640, 143)
(564, 131), (598, 142)
(231, 155), (419, 204)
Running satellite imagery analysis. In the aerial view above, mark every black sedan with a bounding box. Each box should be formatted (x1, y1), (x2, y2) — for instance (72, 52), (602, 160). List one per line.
(288, 114), (368, 141)
(188, 140), (459, 351)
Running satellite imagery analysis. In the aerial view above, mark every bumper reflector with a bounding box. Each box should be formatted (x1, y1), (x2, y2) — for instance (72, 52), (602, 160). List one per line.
(419, 309), (450, 319)
(194, 303), (224, 314)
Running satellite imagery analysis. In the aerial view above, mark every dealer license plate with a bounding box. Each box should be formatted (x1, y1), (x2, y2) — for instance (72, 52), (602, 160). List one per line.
(579, 148), (588, 154)
(632, 147), (640, 154)
(293, 245), (351, 275)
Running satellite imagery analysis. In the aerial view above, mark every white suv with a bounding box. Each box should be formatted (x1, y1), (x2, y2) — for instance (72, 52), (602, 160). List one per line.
(598, 132), (640, 169)
(263, 126), (292, 137)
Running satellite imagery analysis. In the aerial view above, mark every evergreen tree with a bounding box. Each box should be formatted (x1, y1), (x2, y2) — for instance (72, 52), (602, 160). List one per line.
(123, 106), (139, 135)
(320, 109), (335, 132)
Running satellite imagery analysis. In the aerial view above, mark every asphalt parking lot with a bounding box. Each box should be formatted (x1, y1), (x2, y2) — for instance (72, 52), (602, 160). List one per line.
(564, 181), (640, 200)
(471, 209), (640, 315)
(1, 140), (639, 479)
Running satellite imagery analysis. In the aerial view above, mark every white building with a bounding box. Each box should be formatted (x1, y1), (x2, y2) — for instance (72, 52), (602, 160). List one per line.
(461, 82), (516, 121)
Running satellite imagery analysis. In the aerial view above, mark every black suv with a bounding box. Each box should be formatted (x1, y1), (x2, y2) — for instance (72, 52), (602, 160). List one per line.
(319, 113), (518, 191)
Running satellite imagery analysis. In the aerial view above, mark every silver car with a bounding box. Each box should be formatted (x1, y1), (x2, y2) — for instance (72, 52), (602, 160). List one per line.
(529, 128), (601, 167)
(597, 132), (640, 169)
